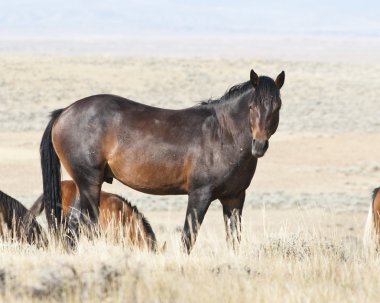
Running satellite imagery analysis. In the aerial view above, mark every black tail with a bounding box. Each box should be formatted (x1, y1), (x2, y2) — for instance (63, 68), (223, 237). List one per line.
(40, 109), (64, 230)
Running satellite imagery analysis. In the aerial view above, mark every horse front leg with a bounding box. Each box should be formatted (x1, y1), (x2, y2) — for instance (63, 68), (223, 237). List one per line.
(182, 188), (212, 254)
(219, 191), (245, 252)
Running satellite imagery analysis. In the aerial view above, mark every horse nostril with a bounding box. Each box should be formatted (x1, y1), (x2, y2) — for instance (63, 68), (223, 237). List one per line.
(252, 139), (269, 157)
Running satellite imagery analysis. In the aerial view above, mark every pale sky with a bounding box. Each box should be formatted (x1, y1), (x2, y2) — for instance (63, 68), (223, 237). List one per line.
(0, 0), (379, 38)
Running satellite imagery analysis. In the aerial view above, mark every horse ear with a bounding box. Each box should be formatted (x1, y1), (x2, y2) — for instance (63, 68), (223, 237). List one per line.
(275, 71), (285, 89)
(250, 69), (259, 88)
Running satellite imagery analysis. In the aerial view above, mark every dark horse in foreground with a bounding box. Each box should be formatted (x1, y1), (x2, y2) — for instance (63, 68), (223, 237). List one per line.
(40, 69), (285, 252)
(31, 180), (157, 251)
(0, 190), (47, 247)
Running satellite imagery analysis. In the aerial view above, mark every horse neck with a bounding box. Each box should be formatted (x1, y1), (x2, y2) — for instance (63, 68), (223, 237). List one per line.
(212, 92), (252, 148)
(122, 204), (156, 250)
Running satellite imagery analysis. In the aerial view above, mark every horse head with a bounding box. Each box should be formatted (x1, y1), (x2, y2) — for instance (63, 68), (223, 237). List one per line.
(248, 69), (285, 158)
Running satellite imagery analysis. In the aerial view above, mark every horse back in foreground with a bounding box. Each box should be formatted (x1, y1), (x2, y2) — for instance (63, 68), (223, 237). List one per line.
(31, 180), (157, 251)
(0, 190), (47, 247)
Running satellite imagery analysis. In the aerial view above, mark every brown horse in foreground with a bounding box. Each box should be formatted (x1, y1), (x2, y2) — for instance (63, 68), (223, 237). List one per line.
(30, 180), (157, 251)
(0, 190), (47, 247)
(364, 187), (380, 250)
(40, 69), (285, 252)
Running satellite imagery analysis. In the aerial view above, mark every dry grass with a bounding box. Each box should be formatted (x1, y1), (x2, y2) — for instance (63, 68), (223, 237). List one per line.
(1, 208), (379, 303)
(1, 55), (380, 302)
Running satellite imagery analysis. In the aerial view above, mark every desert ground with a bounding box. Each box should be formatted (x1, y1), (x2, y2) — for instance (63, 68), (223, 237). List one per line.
(1, 54), (380, 302)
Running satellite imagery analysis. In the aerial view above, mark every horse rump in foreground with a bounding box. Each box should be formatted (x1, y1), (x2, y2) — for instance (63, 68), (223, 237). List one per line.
(30, 180), (157, 251)
(364, 187), (380, 251)
(40, 69), (285, 253)
(0, 190), (47, 247)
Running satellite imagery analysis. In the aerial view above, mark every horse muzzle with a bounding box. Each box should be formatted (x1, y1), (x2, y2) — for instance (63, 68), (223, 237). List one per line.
(252, 139), (269, 158)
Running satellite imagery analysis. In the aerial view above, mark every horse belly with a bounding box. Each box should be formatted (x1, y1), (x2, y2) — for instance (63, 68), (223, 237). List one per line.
(108, 157), (189, 195)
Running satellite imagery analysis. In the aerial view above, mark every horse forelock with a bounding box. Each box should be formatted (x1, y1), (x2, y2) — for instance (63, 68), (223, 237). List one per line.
(253, 76), (281, 106)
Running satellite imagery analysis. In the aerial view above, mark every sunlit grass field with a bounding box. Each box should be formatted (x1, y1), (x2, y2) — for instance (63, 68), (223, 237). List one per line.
(1, 55), (380, 302)
(1, 208), (378, 303)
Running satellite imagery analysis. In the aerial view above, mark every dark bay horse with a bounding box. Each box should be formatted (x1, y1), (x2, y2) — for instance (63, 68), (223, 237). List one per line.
(40, 69), (285, 252)
(30, 180), (157, 251)
(0, 190), (47, 247)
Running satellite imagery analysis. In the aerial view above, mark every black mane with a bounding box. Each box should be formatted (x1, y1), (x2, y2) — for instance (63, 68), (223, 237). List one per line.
(0, 190), (47, 246)
(113, 194), (156, 244)
(197, 76), (279, 107)
(197, 80), (253, 106)
(0, 190), (30, 226)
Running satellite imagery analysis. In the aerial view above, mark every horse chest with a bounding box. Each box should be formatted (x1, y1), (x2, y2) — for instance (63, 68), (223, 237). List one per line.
(221, 158), (257, 193)
(196, 148), (257, 196)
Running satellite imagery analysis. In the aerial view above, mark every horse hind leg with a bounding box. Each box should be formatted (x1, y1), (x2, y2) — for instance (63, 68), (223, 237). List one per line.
(65, 175), (102, 249)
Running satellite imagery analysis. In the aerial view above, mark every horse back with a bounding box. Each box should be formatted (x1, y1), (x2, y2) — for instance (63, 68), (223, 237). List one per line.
(52, 95), (211, 192)
(60, 180), (156, 250)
